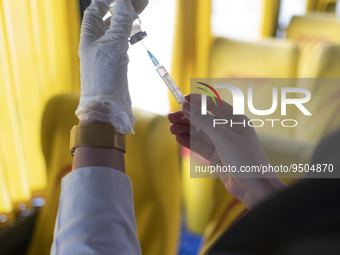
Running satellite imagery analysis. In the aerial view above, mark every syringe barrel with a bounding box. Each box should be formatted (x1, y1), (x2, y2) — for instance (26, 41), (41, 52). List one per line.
(156, 65), (186, 106)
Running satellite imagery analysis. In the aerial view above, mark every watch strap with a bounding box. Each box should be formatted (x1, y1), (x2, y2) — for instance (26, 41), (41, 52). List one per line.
(70, 124), (126, 156)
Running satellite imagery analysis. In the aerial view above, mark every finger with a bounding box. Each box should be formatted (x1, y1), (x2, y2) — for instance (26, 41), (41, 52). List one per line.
(131, 0), (148, 14)
(87, 0), (114, 17)
(182, 102), (251, 144)
(182, 102), (229, 137)
(169, 124), (190, 135)
(97, 0), (137, 44)
(187, 93), (215, 108)
(174, 134), (190, 149)
(185, 94), (250, 135)
(170, 120), (215, 148)
(80, 0), (118, 46)
(174, 135), (215, 162)
(188, 93), (235, 120)
(168, 111), (190, 125)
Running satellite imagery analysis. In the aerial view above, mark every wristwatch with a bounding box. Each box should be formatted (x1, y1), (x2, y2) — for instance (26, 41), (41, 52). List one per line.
(70, 124), (126, 156)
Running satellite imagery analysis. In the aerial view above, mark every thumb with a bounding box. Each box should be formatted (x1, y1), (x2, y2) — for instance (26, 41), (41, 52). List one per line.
(183, 102), (219, 137)
(97, 0), (137, 44)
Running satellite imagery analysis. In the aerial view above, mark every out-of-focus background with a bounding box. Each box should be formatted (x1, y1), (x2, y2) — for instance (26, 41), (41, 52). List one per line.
(1, 0), (340, 254)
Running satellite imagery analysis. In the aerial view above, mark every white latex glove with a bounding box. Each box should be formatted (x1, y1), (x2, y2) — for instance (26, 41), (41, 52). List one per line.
(76, 0), (147, 134)
(168, 94), (286, 209)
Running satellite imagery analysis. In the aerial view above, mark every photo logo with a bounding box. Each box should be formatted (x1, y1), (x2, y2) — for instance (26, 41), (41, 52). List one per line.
(198, 83), (312, 128)
(196, 82), (222, 115)
(196, 82), (222, 106)
(200, 84), (311, 116)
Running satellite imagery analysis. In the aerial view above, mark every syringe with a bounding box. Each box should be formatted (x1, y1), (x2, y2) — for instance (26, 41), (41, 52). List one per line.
(143, 44), (187, 107)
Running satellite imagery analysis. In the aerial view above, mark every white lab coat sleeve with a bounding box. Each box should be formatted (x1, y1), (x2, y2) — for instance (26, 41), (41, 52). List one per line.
(50, 166), (141, 255)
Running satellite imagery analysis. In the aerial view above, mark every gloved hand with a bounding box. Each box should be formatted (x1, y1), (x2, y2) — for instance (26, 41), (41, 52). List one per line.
(76, 0), (148, 134)
(168, 94), (286, 209)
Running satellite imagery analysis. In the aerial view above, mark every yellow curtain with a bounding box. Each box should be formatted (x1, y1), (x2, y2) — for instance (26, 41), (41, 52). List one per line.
(0, 149), (12, 217)
(0, 0), (80, 215)
(170, 0), (213, 111)
(260, 0), (281, 37)
(0, 3), (32, 208)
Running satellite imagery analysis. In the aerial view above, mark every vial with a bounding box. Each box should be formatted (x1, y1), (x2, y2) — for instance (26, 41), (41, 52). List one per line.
(129, 18), (147, 45)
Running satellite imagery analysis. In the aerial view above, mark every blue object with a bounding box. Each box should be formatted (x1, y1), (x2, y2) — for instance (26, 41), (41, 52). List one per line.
(178, 223), (202, 255)
(147, 50), (160, 66)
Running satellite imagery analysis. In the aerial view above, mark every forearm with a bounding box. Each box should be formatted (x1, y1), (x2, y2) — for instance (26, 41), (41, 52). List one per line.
(52, 123), (140, 254)
(73, 146), (125, 173)
(51, 0), (149, 253)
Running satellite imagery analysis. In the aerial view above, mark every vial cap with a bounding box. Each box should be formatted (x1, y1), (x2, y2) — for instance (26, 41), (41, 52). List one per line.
(130, 31), (147, 45)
